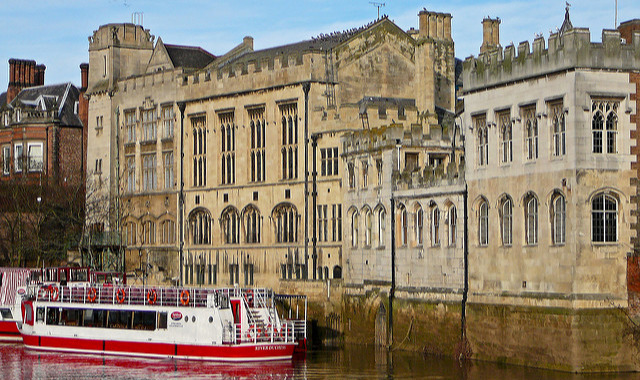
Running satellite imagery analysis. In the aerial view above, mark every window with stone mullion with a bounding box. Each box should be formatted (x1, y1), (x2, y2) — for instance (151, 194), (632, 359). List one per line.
(498, 111), (512, 163)
(280, 104), (298, 180)
(249, 110), (265, 182)
(142, 108), (157, 142)
(550, 102), (565, 157)
(191, 116), (207, 187)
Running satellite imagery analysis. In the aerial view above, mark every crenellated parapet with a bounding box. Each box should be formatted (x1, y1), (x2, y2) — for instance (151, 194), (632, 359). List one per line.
(88, 23), (154, 51)
(392, 159), (464, 191)
(463, 27), (640, 93)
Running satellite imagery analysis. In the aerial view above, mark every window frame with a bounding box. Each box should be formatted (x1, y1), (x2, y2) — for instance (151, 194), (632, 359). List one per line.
(524, 195), (538, 246)
(2, 145), (11, 175)
(14, 143), (23, 173)
(551, 193), (566, 245)
(478, 200), (489, 246)
(591, 193), (618, 243)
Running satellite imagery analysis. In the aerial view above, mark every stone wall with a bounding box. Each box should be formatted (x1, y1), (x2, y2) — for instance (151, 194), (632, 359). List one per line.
(341, 290), (462, 355)
(467, 303), (639, 372)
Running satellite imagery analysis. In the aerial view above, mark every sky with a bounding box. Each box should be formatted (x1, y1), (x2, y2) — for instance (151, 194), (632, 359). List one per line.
(1, 0), (639, 89)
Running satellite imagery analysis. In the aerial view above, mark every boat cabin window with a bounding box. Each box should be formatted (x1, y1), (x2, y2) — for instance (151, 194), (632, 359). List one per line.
(36, 307), (45, 322)
(24, 304), (34, 325)
(41, 307), (163, 330)
(60, 308), (83, 326)
(71, 269), (88, 282)
(133, 311), (156, 330)
(0, 308), (12, 319)
(83, 309), (107, 328)
(46, 307), (59, 325)
(108, 310), (132, 329)
(158, 312), (167, 329)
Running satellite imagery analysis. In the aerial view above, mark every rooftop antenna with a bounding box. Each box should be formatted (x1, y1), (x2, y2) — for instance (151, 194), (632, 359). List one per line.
(615, 0), (618, 28)
(370, 2), (385, 20)
(132, 12), (143, 26)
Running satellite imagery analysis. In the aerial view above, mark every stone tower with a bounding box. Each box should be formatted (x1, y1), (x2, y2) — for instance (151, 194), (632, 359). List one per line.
(85, 24), (154, 235)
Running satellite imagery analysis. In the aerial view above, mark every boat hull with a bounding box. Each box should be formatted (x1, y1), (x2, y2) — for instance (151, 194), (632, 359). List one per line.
(0, 320), (21, 342)
(21, 334), (296, 362)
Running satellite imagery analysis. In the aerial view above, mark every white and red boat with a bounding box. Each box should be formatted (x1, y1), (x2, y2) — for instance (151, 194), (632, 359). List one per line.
(19, 284), (307, 362)
(0, 268), (31, 341)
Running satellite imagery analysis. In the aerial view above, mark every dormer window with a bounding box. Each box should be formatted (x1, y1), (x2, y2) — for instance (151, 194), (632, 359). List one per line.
(15, 109), (21, 123)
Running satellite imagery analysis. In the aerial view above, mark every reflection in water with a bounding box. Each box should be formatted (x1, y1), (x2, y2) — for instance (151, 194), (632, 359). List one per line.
(1, 343), (638, 379)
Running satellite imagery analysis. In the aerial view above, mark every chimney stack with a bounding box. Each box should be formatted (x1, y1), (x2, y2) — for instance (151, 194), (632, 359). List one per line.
(80, 63), (89, 91)
(243, 36), (254, 50)
(6, 58), (45, 104)
(35, 64), (46, 86)
(481, 17), (501, 54)
(418, 9), (452, 41)
(618, 19), (640, 44)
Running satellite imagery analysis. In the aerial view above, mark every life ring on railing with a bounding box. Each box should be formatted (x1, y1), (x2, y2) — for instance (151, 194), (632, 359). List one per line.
(146, 289), (157, 305)
(48, 285), (59, 301)
(37, 286), (48, 300)
(180, 290), (190, 306)
(87, 287), (97, 303)
(116, 288), (126, 304)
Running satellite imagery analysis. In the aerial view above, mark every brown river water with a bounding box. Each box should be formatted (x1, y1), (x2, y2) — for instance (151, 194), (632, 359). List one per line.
(1, 343), (638, 379)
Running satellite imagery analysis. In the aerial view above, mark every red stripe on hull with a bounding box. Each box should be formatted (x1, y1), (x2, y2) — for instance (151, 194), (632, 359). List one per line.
(0, 321), (21, 341)
(0, 321), (19, 334)
(22, 334), (296, 362)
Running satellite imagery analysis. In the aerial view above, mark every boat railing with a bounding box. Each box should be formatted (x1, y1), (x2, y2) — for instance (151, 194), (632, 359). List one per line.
(223, 321), (298, 344)
(29, 284), (277, 310)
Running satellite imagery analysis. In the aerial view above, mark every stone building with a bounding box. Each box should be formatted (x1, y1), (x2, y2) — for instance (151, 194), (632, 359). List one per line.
(85, 23), (215, 277)
(85, 8), (458, 290)
(462, 9), (640, 371)
(341, 117), (464, 348)
(334, 9), (466, 352)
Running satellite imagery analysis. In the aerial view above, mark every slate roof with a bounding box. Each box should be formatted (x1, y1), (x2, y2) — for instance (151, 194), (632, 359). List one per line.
(10, 83), (83, 128)
(0, 92), (6, 109)
(164, 44), (216, 70)
(218, 16), (391, 69)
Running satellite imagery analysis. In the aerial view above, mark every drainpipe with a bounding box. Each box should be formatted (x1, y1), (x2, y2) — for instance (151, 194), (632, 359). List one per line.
(389, 196), (395, 348)
(303, 82), (310, 280)
(461, 183), (469, 341)
(115, 106), (122, 274)
(178, 101), (186, 287)
(311, 134), (318, 280)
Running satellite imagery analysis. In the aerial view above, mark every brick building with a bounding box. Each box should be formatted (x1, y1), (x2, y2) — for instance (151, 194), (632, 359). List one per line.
(0, 59), (88, 266)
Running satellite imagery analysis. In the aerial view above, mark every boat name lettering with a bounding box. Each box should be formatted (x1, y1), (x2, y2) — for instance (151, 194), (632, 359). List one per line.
(171, 311), (182, 321)
(255, 345), (286, 351)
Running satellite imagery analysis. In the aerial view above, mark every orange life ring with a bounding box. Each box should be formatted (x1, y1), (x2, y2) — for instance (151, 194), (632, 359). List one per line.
(180, 290), (190, 306)
(37, 286), (48, 300)
(146, 289), (157, 305)
(48, 285), (59, 301)
(87, 287), (97, 303)
(116, 288), (126, 304)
